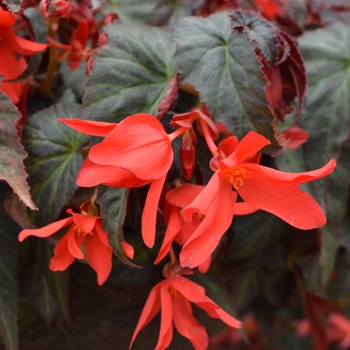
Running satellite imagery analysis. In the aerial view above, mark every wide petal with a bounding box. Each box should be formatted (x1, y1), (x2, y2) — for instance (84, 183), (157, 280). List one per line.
(58, 118), (117, 137)
(89, 114), (173, 180)
(156, 282), (174, 350)
(94, 220), (112, 248)
(244, 159), (336, 186)
(0, 8), (15, 27)
(129, 282), (164, 349)
(237, 169), (328, 229)
(85, 229), (113, 285)
(180, 177), (237, 268)
(233, 202), (259, 216)
(154, 205), (182, 265)
(166, 184), (205, 208)
(76, 158), (149, 188)
(49, 234), (75, 271)
(172, 293), (208, 349)
(70, 210), (98, 233)
(142, 175), (166, 248)
(19, 217), (73, 241)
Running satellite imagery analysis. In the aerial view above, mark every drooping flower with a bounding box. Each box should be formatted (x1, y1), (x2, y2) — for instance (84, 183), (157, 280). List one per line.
(180, 131), (336, 268)
(60, 114), (187, 249)
(130, 262), (242, 350)
(0, 7), (48, 103)
(18, 199), (118, 285)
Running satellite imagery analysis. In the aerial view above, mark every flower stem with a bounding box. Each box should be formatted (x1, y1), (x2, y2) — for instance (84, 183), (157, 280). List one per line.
(168, 126), (187, 142)
(199, 118), (218, 157)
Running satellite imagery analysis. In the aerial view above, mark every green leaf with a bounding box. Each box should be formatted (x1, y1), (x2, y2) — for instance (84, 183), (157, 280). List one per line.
(107, 0), (157, 26)
(0, 91), (36, 210)
(97, 186), (136, 267)
(228, 210), (287, 261)
(231, 10), (278, 65)
(22, 102), (88, 226)
(83, 23), (177, 122)
(173, 12), (277, 143)
(0, 183), (20, 350)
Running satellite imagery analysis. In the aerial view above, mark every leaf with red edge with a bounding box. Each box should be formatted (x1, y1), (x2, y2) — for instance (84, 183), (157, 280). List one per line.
(0, 91), (36, 210)
(156, 74), (179, 119)
(173, 12), (277, 146)
(231, 10), (279, 66)
(273, 29), (307, 122)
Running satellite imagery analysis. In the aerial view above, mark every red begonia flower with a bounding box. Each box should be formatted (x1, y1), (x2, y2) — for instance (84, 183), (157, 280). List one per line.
(253, 0), (286, 21)
(130, 274), (242, 350)
(277, 126), (309, 151)
(180, 131), (336, 268)
(60, 114), (186, 249)
(18, 200), (113, 285)
(0, 8), (48, 103)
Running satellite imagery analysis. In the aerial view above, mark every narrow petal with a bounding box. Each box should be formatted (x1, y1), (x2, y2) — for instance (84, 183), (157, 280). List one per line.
(156, 282), (174, 350)
(233, 202), (259, 216)
(233, 131), (270, 163)
(172, 294), (208, 349)
(212, 308), (243, 329)
(19, 217), (73, 241)
(85, 230), (113, 285)
(121, 241), (135, 259)
(237, 169), (328, 229)
(197, 256), (212, 274)
(66, 225), (84, 259)
(49, 235), (75, 271)
(89, 114), (173, 180)
(245, 159), (336, 186)
(94, 220), (112, 248)
(129, 282), (163, 349)
(180, 177), (237, 268)
(76, 158), (149, 188)
(58, 118), (117, 136)
(154, 205), (183, 265)
(142, 175), (166, 248)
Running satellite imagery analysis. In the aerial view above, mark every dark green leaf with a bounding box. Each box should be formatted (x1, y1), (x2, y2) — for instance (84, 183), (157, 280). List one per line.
(228, 210), (287, 261)
(83, 23), (177, 122)
(0, 91), (36, 210)
(97, 186), (137, 267)
(173, 12), (277, 144)
(60, 61), (87, 100)
(22, 102), (88, 226)
(231, 10), (278, 65)
(106, 0), (157, 26)
(0, 183), (20, 350)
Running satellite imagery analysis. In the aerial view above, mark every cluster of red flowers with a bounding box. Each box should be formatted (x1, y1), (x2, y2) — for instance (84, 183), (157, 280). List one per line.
(1, 1), (341, 349)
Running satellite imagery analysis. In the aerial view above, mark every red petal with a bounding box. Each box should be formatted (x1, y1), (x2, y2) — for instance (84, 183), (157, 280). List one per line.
(246, 159), (336, 186)
(142, 175), (166, 248)
(71, 211), (98, 233)
(70, 20), (89, 48)
(172, 294), (208, 349)
(129, 282), (163, 349)
(154, 205), (182, 265)
(212, 308), (243, 329)
(121, 241), (134, 259)
(197, 256), (211, 274)
(89, 114), (173, 180)
(76, 158), (149, 188)
(217, 136), (239, 160)
(156, 282), (174, 350)
(237, 168), (328, 229)
(49, 234), (75, 271)
(58, 118), (117, 136)
(166, 184), (205, 208)
(233, 202), (259, 216)
(85, 229), (113, 285)
(19, 217), (73, 241)
(180, 175), (237, 268)
(66, 225), (84, 259)
(94, 220), (111, 248)
(233, 131), (270, 163)
(0, 8), (15, 27)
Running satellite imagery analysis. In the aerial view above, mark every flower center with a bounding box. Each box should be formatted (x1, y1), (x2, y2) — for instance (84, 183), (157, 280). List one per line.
(74, 225), (93, 236)
(225, 165), (251, 189)
(169, 285), (182, 299)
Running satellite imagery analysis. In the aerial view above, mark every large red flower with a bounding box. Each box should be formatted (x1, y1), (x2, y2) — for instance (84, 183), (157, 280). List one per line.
(180, 131), (336, 268)
(60, 114), (185, 249)
(0, 8), (48, 103)
(18, 200), (115, 285)
(130, 273), (241, 350)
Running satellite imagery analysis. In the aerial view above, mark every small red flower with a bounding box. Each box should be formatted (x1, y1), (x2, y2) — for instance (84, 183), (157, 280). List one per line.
(60, 114), (186, 249)
(277, 126), (309, 151)
(0, 8), (48, 103)
(130, 264), (242, 350)
(18, 200), (113, 285)
(180, 131), (336, 268)
(253, 0), (286, 21)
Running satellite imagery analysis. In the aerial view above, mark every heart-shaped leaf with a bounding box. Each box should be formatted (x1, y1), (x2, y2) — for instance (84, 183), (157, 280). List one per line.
(83, 23), (177, 122)
(22, 102), (88, 227)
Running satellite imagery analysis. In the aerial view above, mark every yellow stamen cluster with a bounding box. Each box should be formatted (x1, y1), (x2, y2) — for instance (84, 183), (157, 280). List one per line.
(74, 225), (93, 236)
(225, 165), (251, 189)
